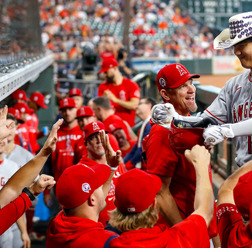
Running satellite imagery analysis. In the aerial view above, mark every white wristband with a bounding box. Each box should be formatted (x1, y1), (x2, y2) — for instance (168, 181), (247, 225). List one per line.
(110, 166), (118, 171)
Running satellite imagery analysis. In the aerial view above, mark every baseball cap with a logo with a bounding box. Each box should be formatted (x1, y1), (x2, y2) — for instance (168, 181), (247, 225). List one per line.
(13, 102), (33, 114)
(30, 92), (48, 109)
(107, 122), (123, 133)
(83, 121), (105, 139)
(8, 108), (24, 123)
(69, 88), (82, 97)
(98, 58), (118, 74)
(76, 106), (95, 118)
(233, 171), (252, 218)
(56, 163), (111, 209)
(114, 168), (162, 214)
(59, 97), (76, 110)
(156, 63), (200, 91)
(11, 89), (30, 101)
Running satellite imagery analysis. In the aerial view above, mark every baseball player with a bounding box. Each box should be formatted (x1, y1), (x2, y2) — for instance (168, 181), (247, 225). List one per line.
(79, 121), (126, 225)
(152, 11), (252, 168)
(97, 58), (140, 127)
(107, 145), (213, 248)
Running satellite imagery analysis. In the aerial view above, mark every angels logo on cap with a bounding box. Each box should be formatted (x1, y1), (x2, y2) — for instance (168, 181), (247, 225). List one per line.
(92, 122), (100, 131)
(109, 124), (116, 132)
(19, 93), (23, 98)
(34, 96), (38, 101)
(82, 183), (91, 193)
(159, 78), (166, 88)
(176, 64), (187, 76)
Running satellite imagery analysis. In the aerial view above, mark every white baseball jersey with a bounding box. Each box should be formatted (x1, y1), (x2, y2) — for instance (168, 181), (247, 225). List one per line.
(4, 145), (34, 168)
(0, 159), (19, 190)
(202, 70), (252, 166)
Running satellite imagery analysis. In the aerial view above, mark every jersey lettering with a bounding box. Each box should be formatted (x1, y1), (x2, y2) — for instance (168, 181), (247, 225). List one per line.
(0, 177), (6, 187)
(58, 134), (82, 142)
(233, 101), (252, 123)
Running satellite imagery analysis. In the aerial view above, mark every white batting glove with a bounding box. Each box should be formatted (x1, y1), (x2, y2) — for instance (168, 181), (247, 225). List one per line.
(151, 103), (179, 129)
(203, 125), (235, 147)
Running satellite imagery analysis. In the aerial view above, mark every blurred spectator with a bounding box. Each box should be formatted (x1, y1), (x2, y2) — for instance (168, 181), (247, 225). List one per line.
(117, 47), (134, 78)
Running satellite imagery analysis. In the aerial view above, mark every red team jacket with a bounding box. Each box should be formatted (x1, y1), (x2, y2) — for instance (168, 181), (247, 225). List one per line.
(145, 124), (217, 237)
(98, 78), (140, 127)
(46, 211), (117, 248)
(109, 215), (210, 248)
(217, 203), (252, 248)
(0, 193), (32, 235)
(51, 124), (84, 181)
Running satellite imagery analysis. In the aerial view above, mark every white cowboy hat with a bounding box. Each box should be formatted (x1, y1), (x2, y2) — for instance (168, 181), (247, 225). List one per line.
(214, 11), (252, 49)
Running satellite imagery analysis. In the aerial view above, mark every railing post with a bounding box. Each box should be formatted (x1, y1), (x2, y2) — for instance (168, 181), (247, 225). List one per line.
(227, 138), (233, 176)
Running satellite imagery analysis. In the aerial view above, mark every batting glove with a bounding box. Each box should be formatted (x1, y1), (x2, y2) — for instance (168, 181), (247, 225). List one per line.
(151, 103), (179, 129)
(203, 125), (234, 147)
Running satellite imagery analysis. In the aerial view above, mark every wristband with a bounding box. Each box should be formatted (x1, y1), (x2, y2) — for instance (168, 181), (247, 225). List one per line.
(22, 187), (36, 201)
(110, 166), (118, 171)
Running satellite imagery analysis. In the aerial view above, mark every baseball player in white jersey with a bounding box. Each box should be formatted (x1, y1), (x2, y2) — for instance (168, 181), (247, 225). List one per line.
(1, 114), (35, 248)
(0, 138), (21, 248)
(151, 11), (252, 167)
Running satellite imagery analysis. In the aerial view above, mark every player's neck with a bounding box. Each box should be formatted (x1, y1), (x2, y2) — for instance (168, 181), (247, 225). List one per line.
(5, 141), (15, 155)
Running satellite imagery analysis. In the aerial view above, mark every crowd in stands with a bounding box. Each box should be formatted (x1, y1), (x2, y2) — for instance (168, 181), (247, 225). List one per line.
(40, 0), (233, 62)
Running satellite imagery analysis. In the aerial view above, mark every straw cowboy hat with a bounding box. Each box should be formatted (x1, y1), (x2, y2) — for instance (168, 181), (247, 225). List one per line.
(214, 11), (252, 49)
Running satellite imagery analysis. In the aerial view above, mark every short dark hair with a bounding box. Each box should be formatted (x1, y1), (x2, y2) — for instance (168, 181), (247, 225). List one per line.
(7, 113), (17, 125)
(93, 96), (111, 110)
(144, 97), (156, 108)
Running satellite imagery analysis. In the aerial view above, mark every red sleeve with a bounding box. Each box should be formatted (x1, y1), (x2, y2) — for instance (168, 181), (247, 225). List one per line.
(128, 81), (140, 99)
(0, 193), (32, 235)
(217, 203), (252, 248)
(146, 125), (178, 177)
(97, 83), (106, 97)
(167, 215), (210, 248)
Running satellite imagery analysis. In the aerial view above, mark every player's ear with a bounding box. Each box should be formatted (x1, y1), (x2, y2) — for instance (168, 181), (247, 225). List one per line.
(160, 89), (170, 101)
(88, 194), (96, 207)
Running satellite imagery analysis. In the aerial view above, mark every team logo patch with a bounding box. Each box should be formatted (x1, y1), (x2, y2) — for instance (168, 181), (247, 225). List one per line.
(176, 64), (187, 76)
(82, 183), (91, 193)
(109, 124), (115, 132)
(34, 96), (38, 101)
(207, 137), (215, 143)
(159, 78), (166, 88)
(92, 122), (100, 131)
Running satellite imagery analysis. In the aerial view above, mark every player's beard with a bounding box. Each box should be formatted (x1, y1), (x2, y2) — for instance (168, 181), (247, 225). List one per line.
(187, 102), (198, 113)
(106, 75), (114, 83)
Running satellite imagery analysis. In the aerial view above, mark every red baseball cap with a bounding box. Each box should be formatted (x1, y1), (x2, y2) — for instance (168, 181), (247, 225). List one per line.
(114, 168), (162, 214)
(56, 163), (111, 209)
(107, 122), (123, 133)
(169, 120), (204, 152)
(30, 92), (48, 109)
(69, 88), (82, 97)
(83, 121), (105, 139)
(8, 108), (24, 123)
(59, 97), (76, 110)
(156, 63), (200, 91)
(76, 106), (95, 118)
(98, 58), (118, 74)
(233, 171), (252, 218)
(13, 102), (33, 114)
(11, 89), (30, 101)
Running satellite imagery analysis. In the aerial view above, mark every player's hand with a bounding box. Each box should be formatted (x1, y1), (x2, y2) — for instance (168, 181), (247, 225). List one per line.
(185, 145), (210, 170)
(103, 90), (118, 103)
(99, 130), (122, 169)
(203, 125), (234, 147)
(0, 106), (15, 142)
(21, 231), (31, 248)
(151, 103), (179, 129)
(29, 175), (56, 196)
(40, 119), (63, 156)
(43, 194), (52, 208)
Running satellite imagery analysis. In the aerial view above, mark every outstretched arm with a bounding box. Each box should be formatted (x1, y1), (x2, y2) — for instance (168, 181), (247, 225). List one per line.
(0, 119), (62, 208)
(217, 159), (252, 206)
(185, 145), (214, 227)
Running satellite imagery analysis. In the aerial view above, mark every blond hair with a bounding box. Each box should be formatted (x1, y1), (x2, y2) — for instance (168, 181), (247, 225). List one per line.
(108, 205), (159, 232)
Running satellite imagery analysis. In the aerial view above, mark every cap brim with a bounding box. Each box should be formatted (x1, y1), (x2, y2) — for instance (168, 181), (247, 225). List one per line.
(98, 68), (109, 74)
(59, 105), (76, 110)
(39, 103), (48, 109)
(214, 28), (252, 49)
(169, 73), (200, 89)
